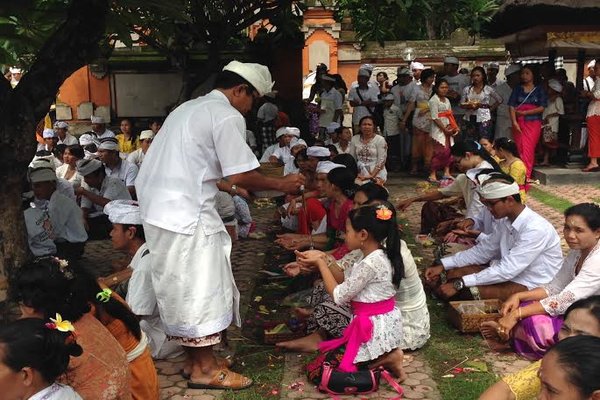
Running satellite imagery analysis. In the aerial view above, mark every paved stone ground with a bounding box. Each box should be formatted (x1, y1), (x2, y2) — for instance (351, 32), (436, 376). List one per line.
(78, 175), (597, 399)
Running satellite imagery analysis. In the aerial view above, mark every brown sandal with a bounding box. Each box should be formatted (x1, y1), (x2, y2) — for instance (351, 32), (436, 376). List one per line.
(187, 368), (253, 390)
(180, 357), (234, 380)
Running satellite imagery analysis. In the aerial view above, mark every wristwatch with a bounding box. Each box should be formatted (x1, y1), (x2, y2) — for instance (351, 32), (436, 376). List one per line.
(453, 278), (465, 291)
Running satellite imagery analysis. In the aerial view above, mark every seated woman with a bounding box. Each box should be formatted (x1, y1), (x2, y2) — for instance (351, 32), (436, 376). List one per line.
(81, 279), (160, 400)
(0, 317), (84, 399)
(9, 257), (131, 399)
(278, 184), (430, 353)
(480, 295), (600, 400)
(481, 203), (600, 360)
(494, 138), (527, 203)
(397, 140), (501, 238)
(276, 163), (356, 257)
(56, 144), (84, 189)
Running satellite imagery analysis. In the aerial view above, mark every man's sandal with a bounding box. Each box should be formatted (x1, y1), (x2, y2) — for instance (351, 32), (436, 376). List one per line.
(187, 368), (253, 390)
(180, 357), (234, 380)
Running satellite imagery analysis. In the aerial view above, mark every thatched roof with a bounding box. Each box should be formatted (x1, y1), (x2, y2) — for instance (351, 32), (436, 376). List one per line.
(491, 0), (600, 37)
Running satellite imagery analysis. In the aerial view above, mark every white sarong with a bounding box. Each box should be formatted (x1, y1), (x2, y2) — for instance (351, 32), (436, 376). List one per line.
(144, 222), (240, 342)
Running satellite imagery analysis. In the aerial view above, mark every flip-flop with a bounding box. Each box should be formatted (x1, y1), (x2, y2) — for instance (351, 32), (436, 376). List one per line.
(187, 368), (253, 390)
(582, 166), (600, 172)
(180, 357), (234, 379)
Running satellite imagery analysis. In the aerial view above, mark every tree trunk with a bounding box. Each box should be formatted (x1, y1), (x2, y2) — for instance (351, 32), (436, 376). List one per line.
(0, 0), (109, 281)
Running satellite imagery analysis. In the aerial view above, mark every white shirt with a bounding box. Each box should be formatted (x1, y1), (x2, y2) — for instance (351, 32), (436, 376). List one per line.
(127, 243), (183, 359)
(540, 242), (600, 316)
(489, 78), (505, 89)
(126, 148), (145, 168)
(439, 161), (493, 222)
(57, 178), (76, 202)
(429, 94), (454, 146)
(584, 76), (595, 92)
(348, 85), (380, 125)
(587, 78), (600, 118)
(81, 175), (132, 217)
(334, 142), (353, 155)
(24, 191), (88, 256)
(319, 87), (343, 127)
(382, 104), (402, 137)
(105, 159), (138, 187)
(444, 73), (471, 116)
(28, 383), (82, 400)
(390, 81), (416, 112)
(442, 206), (563, 289)
(136, 90), (259, 235)
(543, 96), (564, 133)
(260, 143), (279, 162)
(79, 129), (115, 145)
(56, 164), (83, 188)
(461, 85), (503, 122)
(495, 82), (514, 139)
(58, 133), (79, 146)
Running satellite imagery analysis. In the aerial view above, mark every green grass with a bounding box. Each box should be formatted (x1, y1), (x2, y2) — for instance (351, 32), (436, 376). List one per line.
(529, 187), (574, 213)
(399, 215), (497, 400)
(422, 297), (497, 400)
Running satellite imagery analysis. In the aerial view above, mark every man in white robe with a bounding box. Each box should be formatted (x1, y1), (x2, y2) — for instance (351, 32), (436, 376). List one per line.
(135, 60), (304, 390)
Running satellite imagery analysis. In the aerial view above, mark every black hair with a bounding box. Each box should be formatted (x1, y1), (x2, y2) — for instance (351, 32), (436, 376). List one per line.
(358, 115), (376, 127)
(432, 78), (450, 98)
(65, 144), (85, 160)
(79, 278), (142, 341)
(120, 118), (137, 143)
(470, 66), (488, 86)
(149, 118), (163, 126)
(121, 223), (146, 241)
(493, 137), (520, 158)
(0, 318), (83, 383)
(214, 70), (256, 94)
(565, 295), (600, 323)
(520, 64), (542, 86)
(348, 202), (404, 287)
(450, 140), (502, 172)
(332, 154), (358, 178)
(35, 150), (52, 157)
(54, 144), (67, 158)
(376, 71), (388, 80)
(327, 144), (339, 157)
(293, 148), (308, 169)
(327, 167), (358, 199)
(355, 181), (389, 204)
(83, 143), (97, 153)
(547, 335), (600, 397)
(420, 68), (435, 84)
(332, 74), (348, 94)
(564, 203), (600, 231)
(9, 257), (90, 322)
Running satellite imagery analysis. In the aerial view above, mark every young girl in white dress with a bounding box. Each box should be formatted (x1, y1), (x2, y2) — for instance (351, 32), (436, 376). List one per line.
(0, 317), (83, 399)
(297, 201), (405, 379)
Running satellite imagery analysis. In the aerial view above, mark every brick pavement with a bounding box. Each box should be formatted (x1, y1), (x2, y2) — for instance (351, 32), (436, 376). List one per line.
(80, 176), (590, 399)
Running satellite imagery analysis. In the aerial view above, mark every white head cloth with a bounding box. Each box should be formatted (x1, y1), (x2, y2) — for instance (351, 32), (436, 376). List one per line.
(410, 61), (424, 70)
(139, 130), (154, 140)
(54, 121), (69, 129)
(222, 60), (274, 96)
(76, 158), (103, 176)
(30, 157), (57, 171)
(358, 68), (370, 77)
(326, 122), (341, 133)
(478, 176), (520, 199)
(316, 161), (346, 174)
(98, 138), (119, 151)
(104, 200), (142, 225)
(307, 146), (331, 158)
(548, 79), (563, 93)
(79, 134), (94, 146)
(28, 167), (57, 183)
(90, 115), (105, 124)
(505, 64), (521, 77)
(9, 67), (21, 74)
(589, 60), (596, 69)
(42, 128), (56, 139)
(291, 138), (307, 148)
(360, 63), (374, 72)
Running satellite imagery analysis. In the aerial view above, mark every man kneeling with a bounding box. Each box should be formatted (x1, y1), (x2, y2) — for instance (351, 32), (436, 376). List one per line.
(425, 173), (563, 301)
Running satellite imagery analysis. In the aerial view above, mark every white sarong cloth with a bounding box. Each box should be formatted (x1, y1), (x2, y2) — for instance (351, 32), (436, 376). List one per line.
(144, 222), (239, 344)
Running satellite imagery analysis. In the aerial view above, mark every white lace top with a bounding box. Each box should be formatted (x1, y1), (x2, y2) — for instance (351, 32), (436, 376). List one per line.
(587, 78), (600, 118)
(28, 383), (82, 400)
(333, 249), (403, 362)
(541, 242), (600, 316)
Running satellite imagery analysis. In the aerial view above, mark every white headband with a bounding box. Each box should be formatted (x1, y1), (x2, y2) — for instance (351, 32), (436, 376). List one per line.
(478, 180), (520, 199)
(104, 200), (143, 225)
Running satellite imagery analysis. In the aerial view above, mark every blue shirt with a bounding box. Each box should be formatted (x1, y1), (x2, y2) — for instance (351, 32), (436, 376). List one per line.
(508, 85), (548, 121)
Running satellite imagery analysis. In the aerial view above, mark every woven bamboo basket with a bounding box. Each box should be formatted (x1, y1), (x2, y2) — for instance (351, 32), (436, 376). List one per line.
(448, 299), (501, 333)
(254, 163), (285, 198)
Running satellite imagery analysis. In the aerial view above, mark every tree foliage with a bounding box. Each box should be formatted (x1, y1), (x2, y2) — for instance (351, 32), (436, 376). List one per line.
(334, 0), (500, 43)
